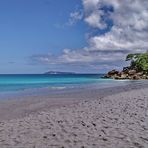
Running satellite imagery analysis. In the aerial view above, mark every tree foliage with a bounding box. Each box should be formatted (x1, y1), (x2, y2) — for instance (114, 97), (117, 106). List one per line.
(126, 52), (148, 74)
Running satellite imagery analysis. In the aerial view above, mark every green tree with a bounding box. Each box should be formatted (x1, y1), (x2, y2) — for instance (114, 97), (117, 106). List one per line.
(126, 52), (148, 74)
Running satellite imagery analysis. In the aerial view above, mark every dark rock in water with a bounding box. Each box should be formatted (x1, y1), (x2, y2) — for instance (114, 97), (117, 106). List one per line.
(103, 75), (111, 79)
(103, 70), (119, 79)
(114, 73), (128, 80)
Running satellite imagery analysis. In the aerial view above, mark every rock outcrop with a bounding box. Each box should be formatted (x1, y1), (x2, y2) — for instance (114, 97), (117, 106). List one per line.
(103, 67), (148, 80)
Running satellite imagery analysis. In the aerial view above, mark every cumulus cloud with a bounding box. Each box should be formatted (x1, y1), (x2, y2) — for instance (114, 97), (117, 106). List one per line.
(83, 0), (148, 51)
(32, 0), (148, 71)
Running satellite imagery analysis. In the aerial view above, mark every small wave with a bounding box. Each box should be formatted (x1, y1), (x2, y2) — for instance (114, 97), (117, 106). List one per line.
(50, 86), (67, 90)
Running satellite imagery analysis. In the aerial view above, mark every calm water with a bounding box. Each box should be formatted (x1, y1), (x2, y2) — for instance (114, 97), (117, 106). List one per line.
(0, 74), (117, 93)
(0, 74), (147, 98)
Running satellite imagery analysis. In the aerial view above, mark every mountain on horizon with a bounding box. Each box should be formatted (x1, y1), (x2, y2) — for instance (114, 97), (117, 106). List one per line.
(44, 71), (76, 75)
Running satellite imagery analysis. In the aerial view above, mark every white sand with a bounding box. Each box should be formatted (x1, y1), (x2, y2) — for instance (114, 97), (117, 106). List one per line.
(0, 86), (148, 147)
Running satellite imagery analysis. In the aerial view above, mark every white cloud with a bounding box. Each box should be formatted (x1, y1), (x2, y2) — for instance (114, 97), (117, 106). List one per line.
(84, 10), (107, 29)
(32, 49), (127, 65)
(67, 10), (83, 25)
(84, 0), (148, 52)
(32, 0), (148, 71)
(83, 0), (100, 11)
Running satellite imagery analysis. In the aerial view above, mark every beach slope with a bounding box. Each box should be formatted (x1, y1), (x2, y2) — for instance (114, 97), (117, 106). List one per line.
(0, 86), (148, 148)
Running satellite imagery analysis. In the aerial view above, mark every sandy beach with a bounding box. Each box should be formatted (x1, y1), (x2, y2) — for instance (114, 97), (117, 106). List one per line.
(0, 83), (148, 148)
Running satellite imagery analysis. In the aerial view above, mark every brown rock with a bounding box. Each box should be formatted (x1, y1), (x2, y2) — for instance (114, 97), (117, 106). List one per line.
(136, 72), (143, 76)
(107, 70), (119, 76)
(120, 73), (128, 79)
(128, 70), (137, 75)
(104, 67), (148, 80)
(130, 75), (141, 80)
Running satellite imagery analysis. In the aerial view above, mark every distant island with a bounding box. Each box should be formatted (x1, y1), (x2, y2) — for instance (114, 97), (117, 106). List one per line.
(104, 52), (148, 80)
(44, 71), (76, 75)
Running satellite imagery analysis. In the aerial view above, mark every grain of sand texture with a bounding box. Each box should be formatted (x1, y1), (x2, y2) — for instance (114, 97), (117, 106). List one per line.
(0, 85), (148, 148)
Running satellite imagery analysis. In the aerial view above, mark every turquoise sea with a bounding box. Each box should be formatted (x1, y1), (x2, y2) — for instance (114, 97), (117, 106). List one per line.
(1, 74), (148, 100)
(0, 74), (102, 92)
(0, 74), (131, 94)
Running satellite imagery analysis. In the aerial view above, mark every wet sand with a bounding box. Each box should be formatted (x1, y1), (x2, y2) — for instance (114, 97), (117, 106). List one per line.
(0, 82), (148, 147)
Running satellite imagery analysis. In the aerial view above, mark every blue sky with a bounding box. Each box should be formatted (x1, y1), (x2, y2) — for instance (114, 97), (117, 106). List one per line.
(0, 0), (86, 73)
(0, 0), (147, 74)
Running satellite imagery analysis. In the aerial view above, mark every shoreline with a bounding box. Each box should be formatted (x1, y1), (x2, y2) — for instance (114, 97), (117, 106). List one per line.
(0, 82), (148, 147)
(0, 81), (148, 121)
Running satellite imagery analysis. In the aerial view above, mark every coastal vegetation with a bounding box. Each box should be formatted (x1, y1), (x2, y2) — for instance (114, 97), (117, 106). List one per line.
(126, 52), (148, 74)
(104, 52), (148, 80)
